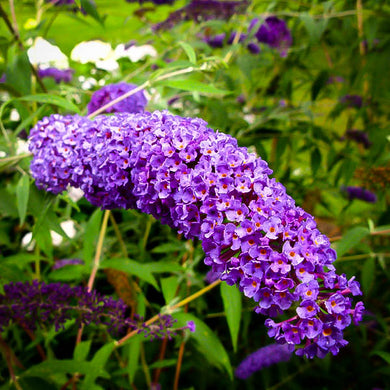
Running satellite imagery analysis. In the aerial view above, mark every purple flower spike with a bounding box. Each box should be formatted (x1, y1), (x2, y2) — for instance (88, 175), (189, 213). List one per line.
(255, 16), (292, 56)
(235, 343), (293, 379)
(38, 67), (74, 84)
(28, 110), (364, 359)
(87, 82), (148, 115)
(203, 33), (226, 48)
(341, 186), (377, 203)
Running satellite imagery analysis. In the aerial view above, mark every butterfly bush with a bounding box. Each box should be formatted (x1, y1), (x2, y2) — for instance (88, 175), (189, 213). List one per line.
(87, 82), (148, 115)
(0, 280), (190, 339)
(28, 110), (364, 358)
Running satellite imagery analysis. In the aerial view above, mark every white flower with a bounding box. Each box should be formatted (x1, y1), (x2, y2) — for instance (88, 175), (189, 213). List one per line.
(67, 186), (84, 202)
(71, 40), (114, 64)
(21, 232), (35, 251)
(27, 37), (69, 68)
(16, 140), (29, 155)
(115, 43), (157, 62)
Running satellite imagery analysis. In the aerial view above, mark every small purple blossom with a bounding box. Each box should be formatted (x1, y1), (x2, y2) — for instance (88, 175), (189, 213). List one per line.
(344, 129), (371, 149)
(340, 94), (363, 109)
(341, 186), (377, 203)
(235, 343), (293, 379)
(203, 33), (226, 48)
(254, 16), (292, 57)
(52, 258), (84, 270)
(87, 82), (148, 115)
(38, 67), (74, 84)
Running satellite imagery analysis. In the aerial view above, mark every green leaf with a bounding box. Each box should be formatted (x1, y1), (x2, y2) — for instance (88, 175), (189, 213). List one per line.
(220, 282), (241, 352)
(300, 13), (328, 43)
(151, 242), (185, 253)
(172, 312), (233, 380)
(310, 147), (322, 176)
(361, 258), (375, 294)
(80, 0), (105, 26)
(101, 258), (159, 290)
(16, 174), (30, 226)
(127, 334), (143, 383)
(372, 351), (390, 365)
(161, 276), (179, 304)
(178, 41), (197, 64)
(74, 340), (92, 362)
(16, 94), (81, 113)
(80, 342), (114, 390)
(159, 79), (231, 95)
(83, 209), (103, 265)
(6, 52), (31, 95)
(335, 226), (370, 258)
(311, 70), (329, 101)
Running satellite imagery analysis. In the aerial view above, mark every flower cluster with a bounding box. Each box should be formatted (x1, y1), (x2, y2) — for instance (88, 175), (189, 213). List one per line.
(340, 94), (363, 109)
(344, 129), (371, 149)
(28, 110), (364, 358)
(38, 67), (74, 84)
(202, 16), (292, 56)
(235, 343), (292, 379)
(0, 280), (191, 338)
(341, 186), (377, 203)
(87, 82), (148, 115)
(153, 0), (249, 31)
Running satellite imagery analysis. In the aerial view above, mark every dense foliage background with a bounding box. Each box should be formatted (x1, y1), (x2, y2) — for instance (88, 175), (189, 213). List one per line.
(0, 0), (389, 389)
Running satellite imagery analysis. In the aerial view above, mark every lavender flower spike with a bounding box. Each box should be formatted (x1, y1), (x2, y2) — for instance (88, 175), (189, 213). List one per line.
(87, 82), (148, 115)
(28, 111), (364, 358)
(235, 343), (293, 379)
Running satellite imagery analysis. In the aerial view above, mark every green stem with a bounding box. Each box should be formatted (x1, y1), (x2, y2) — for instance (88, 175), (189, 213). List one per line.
(115, 279), (222, 346)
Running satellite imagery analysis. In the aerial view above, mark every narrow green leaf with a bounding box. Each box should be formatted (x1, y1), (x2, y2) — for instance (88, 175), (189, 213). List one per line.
(372, 351), (390, 365)
(74, 340), (92, 362)
(159, 79), (231, 95)
(161, 276), (179, 304)
(127, 334), (143, 383)
(16, 174), (30, 226)
(81, 342), (115, 390)
(83, 209), (103, 265)
(311, 70), (329, 101)
(100, 258), (159, 290)
(80, 0), (105, 26)
(335, 226), (370, 258)
(361, 258), (375, 294)
(16, 94), (80, 113)
(220, 282), (241, 352)
(310, 147), (322, 176)
(178, 41), (197, 64)
(6, 52), (31, 95)
(172, 312), (233, 380)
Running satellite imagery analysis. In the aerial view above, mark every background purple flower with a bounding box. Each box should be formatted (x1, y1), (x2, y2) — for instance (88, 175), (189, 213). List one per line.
(38, 67), (74, 84)
(341, 186), (377, 203)
(235, 343), (293, 379)
(254, 16), (292, 57)
(87, 82), (148, 115)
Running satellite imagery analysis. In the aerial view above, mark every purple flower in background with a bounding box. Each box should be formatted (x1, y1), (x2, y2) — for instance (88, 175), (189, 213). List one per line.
(87, 82), (148, 115)
(344, 129), (371, 149)
(340, 94), (363, 109)
(327, 75), (345, 84)
(52, 258), (84, 270)
(0, 74), (6, 83)
(38, 67), (74, 84)
(341, 186), (377, 203)
(247, 42), (261, 54)
(235, 343), (293, 379)
(254, 16), (292, 57)
(126, 0), (175, 4)
(0, 281), (192, 338)
(28, 110), (364, 358)
(203, 33), (226, 48)
(153, 0), (249, 30)
(227, 31), (248, 44)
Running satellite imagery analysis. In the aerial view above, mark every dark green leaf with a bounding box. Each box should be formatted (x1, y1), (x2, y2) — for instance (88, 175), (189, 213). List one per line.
(80, 0), (104, 26)
(161, 276), (179, 304)
(101, 258), (159, 290)
(16, 174), (30, 226)
(311, 147), (322, 176)
(311, 70), (330, 101)
(83, 209), (103, 265)
(74, 340), (92, 362)
(220, 282), (241, 352)
(361, 258), (375, 294)
(335, 226), (370, 258)
(6, 52), (31, 95)
(172, 312), (233, 380)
